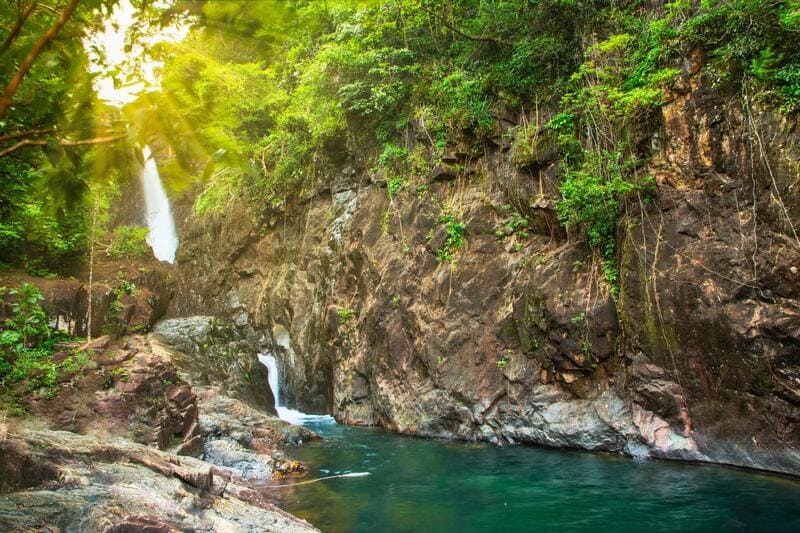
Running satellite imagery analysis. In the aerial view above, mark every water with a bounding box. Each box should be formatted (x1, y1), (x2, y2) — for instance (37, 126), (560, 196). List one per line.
(258, 356), (800, 531)
(258, 353), (335, 426)
(272, 421), (800, 532)
(139, 146), (178, 263)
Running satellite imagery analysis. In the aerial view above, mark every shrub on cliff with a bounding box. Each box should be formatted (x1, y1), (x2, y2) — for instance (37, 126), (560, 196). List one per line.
(108, 226), (150, 259)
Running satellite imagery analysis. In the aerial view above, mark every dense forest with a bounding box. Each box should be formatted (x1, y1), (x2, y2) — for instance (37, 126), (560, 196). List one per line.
(3, 1), (799, 276)
(2, 1), (800, 530)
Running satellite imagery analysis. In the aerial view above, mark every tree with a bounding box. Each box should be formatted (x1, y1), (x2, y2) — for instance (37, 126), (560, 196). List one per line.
(0, 0), (159, 272)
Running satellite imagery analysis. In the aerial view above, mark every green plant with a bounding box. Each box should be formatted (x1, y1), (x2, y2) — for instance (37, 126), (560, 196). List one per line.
(436, 209), (466, 263)
(388, 175), (404, 197)
(0, 283), (78, 393)
(570, 312), (587, 324)
(378, 144), (409, 167)
(496, 358), (508, 370)
(337, 307), (356, 323)
(506, 212), (530, 236)
(581, 340), (592, 354)
(102, 296), (125, 336)
(60, 351), (90, 374)
(118, 279), (137, 296)
(556, 151), (652, 296)
(545, 112), (575, 131)
(1, 283), (49, 346)
(108, 226), (150, 259)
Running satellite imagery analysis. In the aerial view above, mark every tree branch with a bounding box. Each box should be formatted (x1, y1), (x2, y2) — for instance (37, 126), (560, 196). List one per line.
(0, 133), (127, 158)
(0, 0), (80, 121)
(416, 4), (506, 45)
(0, 126), (54, 143)
(0, 1), (39, 55)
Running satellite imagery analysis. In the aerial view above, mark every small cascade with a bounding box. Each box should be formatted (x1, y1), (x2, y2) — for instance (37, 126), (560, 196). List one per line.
(139, 145), (178, 263)
(258, 353), (336, 426)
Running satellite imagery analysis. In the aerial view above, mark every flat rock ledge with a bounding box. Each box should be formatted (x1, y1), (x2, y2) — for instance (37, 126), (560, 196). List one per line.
(0, 423), (318, 532)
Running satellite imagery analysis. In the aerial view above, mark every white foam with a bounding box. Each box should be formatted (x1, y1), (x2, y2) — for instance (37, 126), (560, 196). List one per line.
(257, 353), (336, 426)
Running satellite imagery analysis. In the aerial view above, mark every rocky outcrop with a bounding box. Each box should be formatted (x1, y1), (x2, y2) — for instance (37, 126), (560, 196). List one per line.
(151, 316), (276, 412)
(198, 390), (312, 478)
(0, 259), (172, 338)
(3, 334), (202, 455)
(616, 65), (800, 473)
(0, 425), (317, 532)
(168, 65), (800, 475)
(0, 332), (319, 531)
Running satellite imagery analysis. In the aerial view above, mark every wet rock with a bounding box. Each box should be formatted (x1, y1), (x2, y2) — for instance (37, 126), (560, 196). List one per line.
(203, 439), (274, 480)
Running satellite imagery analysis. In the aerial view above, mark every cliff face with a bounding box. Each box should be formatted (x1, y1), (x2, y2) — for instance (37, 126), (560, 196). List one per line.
(170, 67), (800, 475)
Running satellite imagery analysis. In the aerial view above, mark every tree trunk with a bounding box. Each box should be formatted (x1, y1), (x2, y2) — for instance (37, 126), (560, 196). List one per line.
(0, 0), (80, 121)
(0, 2), (39, 55)
(86, 194), (96, 341)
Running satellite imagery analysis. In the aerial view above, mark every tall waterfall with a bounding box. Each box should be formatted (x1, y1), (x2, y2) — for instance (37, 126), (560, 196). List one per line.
(258, 353), (335, 426)
(140, 145), (178, 263)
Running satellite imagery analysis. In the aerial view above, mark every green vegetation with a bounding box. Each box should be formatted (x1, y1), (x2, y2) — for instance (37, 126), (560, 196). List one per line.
(570, 312), (587, 325)
(435, 209), (466, 264)
(108, 226), (150, 259)
(102, 271), (139, 337)
(0, 283), (85, 395)
(0, 0), (159, 273)
(556, 153), (653, 296)
(2, 1), (800, 293)
(136, 0), (800, 293)
(337, 307), (356, 324)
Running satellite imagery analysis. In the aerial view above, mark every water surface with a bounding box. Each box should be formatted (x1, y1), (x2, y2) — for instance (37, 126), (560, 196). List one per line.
(272, 420), (800, 532)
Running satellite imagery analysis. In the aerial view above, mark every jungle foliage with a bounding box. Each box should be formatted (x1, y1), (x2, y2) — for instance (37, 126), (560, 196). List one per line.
(0, 283), (85, 395)
(0, 0), (159, 272)
(2, 0), (800, 289)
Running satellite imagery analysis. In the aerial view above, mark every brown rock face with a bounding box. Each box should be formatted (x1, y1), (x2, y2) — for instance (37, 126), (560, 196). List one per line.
(0, 258), (172, 338)
(618, 72), (800, 471)
(168, 70), (800, 475)
(15, 335), (201, 455)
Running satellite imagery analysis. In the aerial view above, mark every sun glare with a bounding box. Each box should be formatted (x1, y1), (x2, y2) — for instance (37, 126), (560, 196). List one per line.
(84, 0), (189, 107)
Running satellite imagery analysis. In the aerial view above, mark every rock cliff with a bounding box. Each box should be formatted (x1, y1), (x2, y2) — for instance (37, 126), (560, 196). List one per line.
(169, 66), (800, 475)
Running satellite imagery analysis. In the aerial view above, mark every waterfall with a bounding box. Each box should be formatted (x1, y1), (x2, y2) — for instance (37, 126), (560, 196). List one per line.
(139, 145), (178, 263)
(257, 353), (335, 426)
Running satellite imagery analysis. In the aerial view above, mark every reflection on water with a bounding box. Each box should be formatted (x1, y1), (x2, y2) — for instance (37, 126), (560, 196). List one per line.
(271, 420), (800, 532)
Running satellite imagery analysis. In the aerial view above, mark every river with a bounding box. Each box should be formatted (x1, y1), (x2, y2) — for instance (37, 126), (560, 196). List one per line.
(271, 418), (800, 532)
